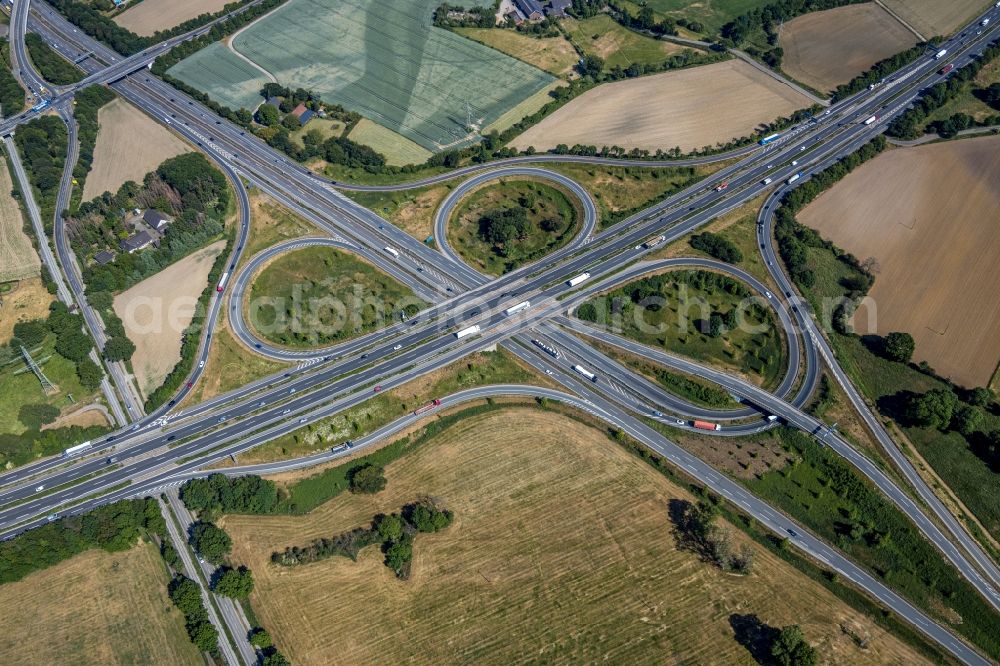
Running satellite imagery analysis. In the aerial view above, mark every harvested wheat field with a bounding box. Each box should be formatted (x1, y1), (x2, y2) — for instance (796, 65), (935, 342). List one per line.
(882, 0), (986, 37)
(509, 60), (812, 153)
(114, 240), (225, 398)
(779, 3), (917, 93)
(0, 277), (53, 344)
(0, 157), (39, 283)
(223, 408), (930, 665)
(113, 0), (232, 36)
(798, 136), (1000, 387)
(0, 544), (201, 665)
(83, 98), (190, 200)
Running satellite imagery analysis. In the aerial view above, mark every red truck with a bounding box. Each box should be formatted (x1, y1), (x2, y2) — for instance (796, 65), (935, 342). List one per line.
(939, 63), (955, 75)
(413, 399), (442, 415)
(715, 182), (729, 192)
(693, 420), (722, 432)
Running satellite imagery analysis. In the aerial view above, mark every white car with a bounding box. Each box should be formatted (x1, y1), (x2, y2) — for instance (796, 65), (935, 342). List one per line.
(393, 344), (402, 350)
(198, 360), (205, 368)
(35, 485), (45, 492)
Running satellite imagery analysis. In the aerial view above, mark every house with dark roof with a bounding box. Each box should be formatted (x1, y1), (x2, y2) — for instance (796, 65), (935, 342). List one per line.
(120, 230), (155, 254)
(94, 250), (115, 265)
(299, 109), (315, 124)
(142, 209), (173, 233)
(546, 0), (571, 17)
(265, 96), (281, 108)
(513, 0), (543, 20)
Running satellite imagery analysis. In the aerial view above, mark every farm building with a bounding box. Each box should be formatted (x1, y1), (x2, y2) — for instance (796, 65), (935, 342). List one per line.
(142, 209), (173, 233)
(513, 0), (543, 21)
(120, 230), (155, 254)
(289, 103), (315, 126)
(94, 250), (115, 265)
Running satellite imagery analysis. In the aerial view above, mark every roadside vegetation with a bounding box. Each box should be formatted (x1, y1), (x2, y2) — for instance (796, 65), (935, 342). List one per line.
(24, 33), (83, 85)
(13, 115), (68, 226)
(247, 245), (425, 348)
(69, 86), (117, 208)
(447, 179), (580, 275)
(0, 39), (26, 116)
(577, 270), (784, 387)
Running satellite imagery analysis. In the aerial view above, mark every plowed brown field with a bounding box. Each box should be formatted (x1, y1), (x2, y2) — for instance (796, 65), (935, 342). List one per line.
(779, 3), (917, 93)
(509, 60), (812, 153)
(798, 136), (1000, 386)
(223, 408), (932, 665)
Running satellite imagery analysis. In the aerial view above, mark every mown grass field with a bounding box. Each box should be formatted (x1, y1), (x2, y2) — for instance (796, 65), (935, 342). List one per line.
(448, 179), (581, 275)
(247, 245), (425, 347)
(289, 117), (345, 149)
(343, 183), (452, 241)
(561, 15), (690, 71)
(170, 0), (555, 152)
(455, 27), (579, 76)
(113, 0), (231, 36)
(0, 157), (38, 283)
(239, 191), (319, 272)
(578, 269), (785, 388)
(0, 277), (52, 344)
(0, 543), (201, 665)
(346, 118), (432, 166)
(223, 408), (933, 665)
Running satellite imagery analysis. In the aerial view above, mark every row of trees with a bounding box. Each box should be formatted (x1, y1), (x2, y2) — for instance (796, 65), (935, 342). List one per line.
(272, 498), (453, 579)
(167, 575), (220, 655)
(887, 38), (1000, 140)
(180, 473), (280, 517)
(831, 42), (933, 101)
(773, 135), (886, 292)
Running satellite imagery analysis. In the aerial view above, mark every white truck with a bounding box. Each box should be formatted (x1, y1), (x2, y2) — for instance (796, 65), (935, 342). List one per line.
(63, 441), (93, 458)
(572, 365), (597, 382)
(934, 48), (948, 59)
(504, 301), (530, 316)
(786, 173), (801, 185)
(454, 324), (481, 339)
(863, 114), (878, 125)
(383, 246), (400, 258)
(566, 272), (591, 287)
(762, 177), (773, 185)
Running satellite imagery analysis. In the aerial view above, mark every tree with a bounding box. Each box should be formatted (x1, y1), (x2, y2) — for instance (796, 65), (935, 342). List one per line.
(771, 625), (818, 666)
(906, 389), (958, 430)
(257, 104), (279, 126)
(951, 405), (984, 436)
(190, 521), (232, 565)
(281, 113), (301, 130)
(578, 54), (604, 77)
(76, 357), (103, 390)
(404, 501), (454, 533)
(12, 320), (47, 347)
(348, 463), (386, 494)
(690, 232), (743, 263)
(55, 330), (92, 363)
(103, 335), (135, 362)
(376, 513), (405, 541)
(262, 650), (291, 666)
(968, 387), (995, 407)
(384, 536), (413, 573)
(882, 331), (915, 363)
(18, 403), (60, 430)
(248, 627), (273, 649)
(213, 566), (254, 598)
(477, 208), (531, 255)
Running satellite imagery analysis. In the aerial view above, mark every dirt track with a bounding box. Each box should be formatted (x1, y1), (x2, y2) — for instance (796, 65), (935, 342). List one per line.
(799, 136), (1000, 387)
(113, 241), (224, 398)
(509, 60), (812, 153)
(83, 99), (189, 200)
(780, 3), (917, 93)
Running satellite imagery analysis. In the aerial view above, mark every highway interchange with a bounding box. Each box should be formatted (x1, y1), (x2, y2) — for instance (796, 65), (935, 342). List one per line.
(2, 1), (1000, 663)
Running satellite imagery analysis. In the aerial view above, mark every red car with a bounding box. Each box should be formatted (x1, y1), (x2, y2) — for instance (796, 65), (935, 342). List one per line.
(186, 381), (193, 388)
(374, 385), (382, 393)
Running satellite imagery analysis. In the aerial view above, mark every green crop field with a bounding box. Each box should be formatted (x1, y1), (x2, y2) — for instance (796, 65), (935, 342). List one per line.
(168, 0), (555, 152)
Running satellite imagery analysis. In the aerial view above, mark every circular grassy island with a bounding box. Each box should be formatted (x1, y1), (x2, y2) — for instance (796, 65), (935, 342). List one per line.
(447, 179), (582, 276)
(247, 245), (426, 348)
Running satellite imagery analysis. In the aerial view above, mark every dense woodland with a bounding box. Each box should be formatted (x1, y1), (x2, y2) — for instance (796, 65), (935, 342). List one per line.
(24, 33), (83, 85)
(14, 115), (68, 224)
(0, 39), (26, 116)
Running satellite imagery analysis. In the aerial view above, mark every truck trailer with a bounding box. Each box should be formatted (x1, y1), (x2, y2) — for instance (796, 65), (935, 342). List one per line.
(786, 173), (801, 185)
(413, 399), (442, 415)
(692, 420), (722, 432)
(934, 48), (948, 59)
(572, 365), (598, 382)
(566, 272), (591, 287)
(455, 324), (481, 339)
(216, 272), (229, 293)
(504, 301), (531, 316)
(63, 441), (93, 457)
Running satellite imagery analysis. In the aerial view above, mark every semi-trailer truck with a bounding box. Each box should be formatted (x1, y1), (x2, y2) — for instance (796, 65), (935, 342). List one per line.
(863, 114), (878, 125)
(572, 365), (598, 382)
(384, 246), (400, 258)
(566, 272), (591, 287)
(692, 420), (722, 431)
(786, 173), (801, 185)
(63, 441), (93, 457)
(504, 300), (531, 316)
(940, 63), (955, 75)
(532, 339), (560, 358)
(715, 181), (729, 192)
(216, 272), (229, 292)
(758, 133), (781, 146)
(455, 324), (481, 339)
(642, 235), (666, 249)
(934, 48), (948, 59)
(413, 399), (442, 415)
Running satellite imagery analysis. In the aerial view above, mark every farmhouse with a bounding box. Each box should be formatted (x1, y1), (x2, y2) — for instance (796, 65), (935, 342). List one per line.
(290, 103), (315, 125)
(94, 250), (115, 265)
(513, 0), (543, 21)
(142, 208), (173, 233)
(120, 230), (155, 254)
